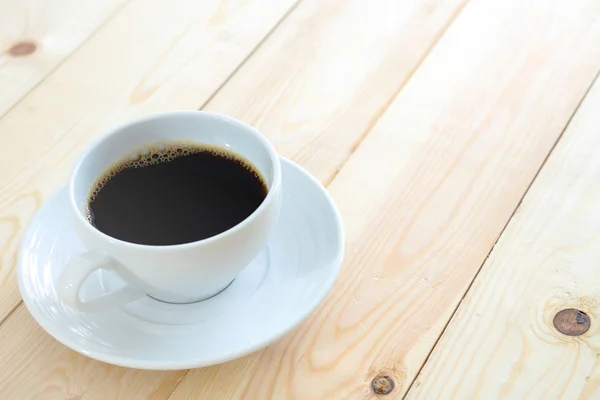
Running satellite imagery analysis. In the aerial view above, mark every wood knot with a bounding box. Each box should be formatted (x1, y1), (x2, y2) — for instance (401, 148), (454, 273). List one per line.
(7, 41), (37, 57)
(553, 308), (590, 336)
(371, 375), (395, 395)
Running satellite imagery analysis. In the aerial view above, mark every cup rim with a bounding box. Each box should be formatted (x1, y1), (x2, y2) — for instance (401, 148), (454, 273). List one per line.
(68, 110), (282, 252)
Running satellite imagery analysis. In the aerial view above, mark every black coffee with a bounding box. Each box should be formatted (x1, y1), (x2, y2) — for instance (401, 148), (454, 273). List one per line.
(86, 143), (268, 245)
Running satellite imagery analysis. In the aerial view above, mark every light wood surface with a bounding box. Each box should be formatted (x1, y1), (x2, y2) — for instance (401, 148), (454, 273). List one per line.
(0, 0), (128, 117)
(202, 0), (467, 183)
(1, 0), (600, 399)
(405, 74), (600, 400)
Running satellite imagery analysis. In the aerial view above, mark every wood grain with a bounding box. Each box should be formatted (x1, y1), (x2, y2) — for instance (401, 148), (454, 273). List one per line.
(0, 0), (299, 321)
(167, 0), (600, 398)
(0, 0), (471, 397)
(405, 74), (600, 400)
(203, 0), (467, 183)
(0, 0), (128, 117)
(0, 306), (188, 400)
(1, 0), (599, 399)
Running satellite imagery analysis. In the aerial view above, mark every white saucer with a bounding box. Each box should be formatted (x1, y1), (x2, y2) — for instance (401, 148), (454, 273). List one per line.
(17, 158), (344, 370)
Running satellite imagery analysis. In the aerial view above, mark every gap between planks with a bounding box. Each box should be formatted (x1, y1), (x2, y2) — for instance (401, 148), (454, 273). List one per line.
(197, 0), (303, 111)
(0, 298), (21, 327)
(401, 68), (600, 400)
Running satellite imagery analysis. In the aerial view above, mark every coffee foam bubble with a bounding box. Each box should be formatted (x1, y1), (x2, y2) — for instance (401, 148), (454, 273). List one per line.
(85, 142), (266, 222)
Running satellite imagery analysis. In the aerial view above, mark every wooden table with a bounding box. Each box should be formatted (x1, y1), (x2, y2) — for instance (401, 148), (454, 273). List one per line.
(1, 0), (600, 398)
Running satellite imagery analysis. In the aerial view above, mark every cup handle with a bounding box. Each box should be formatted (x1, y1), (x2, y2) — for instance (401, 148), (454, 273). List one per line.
(56, 251), (144, 312)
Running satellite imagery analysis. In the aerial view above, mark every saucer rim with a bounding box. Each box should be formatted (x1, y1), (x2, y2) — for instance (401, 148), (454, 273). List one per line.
(17, 157), (345, 370)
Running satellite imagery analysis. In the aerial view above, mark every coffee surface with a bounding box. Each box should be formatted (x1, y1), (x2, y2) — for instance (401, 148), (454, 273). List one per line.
(87, 143), (267, 245)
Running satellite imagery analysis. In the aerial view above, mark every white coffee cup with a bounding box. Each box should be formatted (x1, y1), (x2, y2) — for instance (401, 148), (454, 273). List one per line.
(56, 111), (282, 312)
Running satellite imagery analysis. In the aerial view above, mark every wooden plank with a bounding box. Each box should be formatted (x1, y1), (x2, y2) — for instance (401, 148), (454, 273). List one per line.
(0, 0), (299, 321)
(0, 0), (470, 398)
(0, 306), (188, 400)
(0, 0), (128, 116)
(167, 0), (600, 399)
(405, 75), (600, 399)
